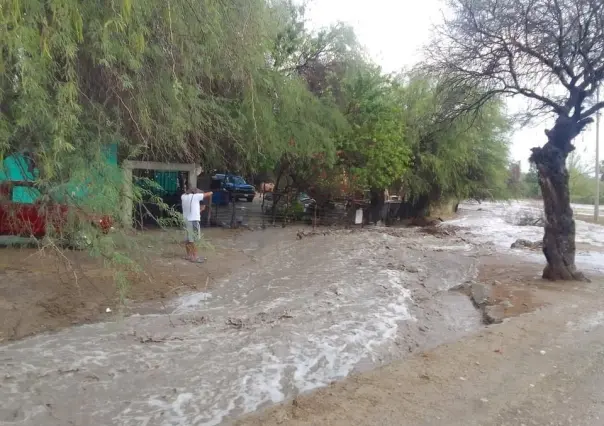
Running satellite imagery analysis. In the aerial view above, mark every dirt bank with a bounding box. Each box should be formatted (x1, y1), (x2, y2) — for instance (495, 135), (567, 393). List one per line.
(0, 228), (254, 341)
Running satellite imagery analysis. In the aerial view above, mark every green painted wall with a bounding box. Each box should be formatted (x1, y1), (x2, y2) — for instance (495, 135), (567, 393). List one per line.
(0, 144), (119, 205)
(0, 155), (40, 203)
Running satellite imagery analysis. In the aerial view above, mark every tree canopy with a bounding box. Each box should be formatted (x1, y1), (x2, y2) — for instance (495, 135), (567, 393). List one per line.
(1, 0), (514, 213)
(0, 0), (522, 294)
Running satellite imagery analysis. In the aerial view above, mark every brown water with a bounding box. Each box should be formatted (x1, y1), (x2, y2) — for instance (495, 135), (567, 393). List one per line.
(0, 227), (482, 426)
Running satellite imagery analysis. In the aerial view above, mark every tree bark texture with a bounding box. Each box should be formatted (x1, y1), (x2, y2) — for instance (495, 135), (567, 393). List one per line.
(369, 188), (386, 225)
(530, 116), (589, 281)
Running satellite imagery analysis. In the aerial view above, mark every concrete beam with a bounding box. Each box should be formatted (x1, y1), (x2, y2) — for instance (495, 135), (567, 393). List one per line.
(121, 160), (198, 228)
(123, 160), (196, 173)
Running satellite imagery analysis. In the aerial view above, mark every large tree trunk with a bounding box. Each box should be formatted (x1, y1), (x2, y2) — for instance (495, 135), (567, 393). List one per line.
(369, 188), (386, 225)
(530, 116), (590, 282)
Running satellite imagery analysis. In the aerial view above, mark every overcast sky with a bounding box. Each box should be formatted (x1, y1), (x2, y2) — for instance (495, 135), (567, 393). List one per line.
(305, 0), (601, 173)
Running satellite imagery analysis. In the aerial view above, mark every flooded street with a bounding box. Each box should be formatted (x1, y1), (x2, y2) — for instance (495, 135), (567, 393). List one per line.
(451, 201), (604, 274)
(1, 201), (603, 426)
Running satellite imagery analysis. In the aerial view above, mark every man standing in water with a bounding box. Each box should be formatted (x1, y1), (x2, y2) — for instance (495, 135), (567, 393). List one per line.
(181, 187), (213, 262)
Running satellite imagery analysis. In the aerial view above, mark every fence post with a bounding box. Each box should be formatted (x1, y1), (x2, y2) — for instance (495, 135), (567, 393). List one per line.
(271, 193), (277, 226)
(230, 193), (236, 228)
(284, 190), (290, 226)
(207, 199), (212, 227)
(261, 187), (265, 229)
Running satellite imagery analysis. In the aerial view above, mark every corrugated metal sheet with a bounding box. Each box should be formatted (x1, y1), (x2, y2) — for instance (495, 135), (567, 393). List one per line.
(153, 171), (179, 194)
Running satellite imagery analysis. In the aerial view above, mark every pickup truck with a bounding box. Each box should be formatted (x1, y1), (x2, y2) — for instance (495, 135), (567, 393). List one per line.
(211, 174), (256, 204)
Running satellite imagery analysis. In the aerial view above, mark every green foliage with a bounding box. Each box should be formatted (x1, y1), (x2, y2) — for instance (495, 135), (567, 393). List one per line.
(1, 0), (514, 299)
(339, 66), (410, 190)
(1, 0), (350, 296)
(522, 165), (541, 198)
(518, 153), (604, 204)
(399, 76), (511, 203)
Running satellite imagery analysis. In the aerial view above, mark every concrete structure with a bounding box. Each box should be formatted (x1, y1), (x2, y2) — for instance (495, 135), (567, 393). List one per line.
(121, 160), (198, 228)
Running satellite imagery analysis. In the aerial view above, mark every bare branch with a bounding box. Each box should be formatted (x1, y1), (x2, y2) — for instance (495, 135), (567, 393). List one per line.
(582, 100), (604, 118)
(429, 0), (604, 133)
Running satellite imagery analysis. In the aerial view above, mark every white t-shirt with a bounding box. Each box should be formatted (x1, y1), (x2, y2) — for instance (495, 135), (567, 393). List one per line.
(181, 193), (204, 222)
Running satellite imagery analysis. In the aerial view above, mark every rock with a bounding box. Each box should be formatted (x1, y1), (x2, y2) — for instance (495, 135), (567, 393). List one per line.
(406, 266), (419, 273)
(501, 300), (514, 308)
(515, 214), (545, 227)
(484, 305), (505, 324)
(470, 283), (492, 307)
(510, 239), (543, 250)
(449, 282), (468, 292)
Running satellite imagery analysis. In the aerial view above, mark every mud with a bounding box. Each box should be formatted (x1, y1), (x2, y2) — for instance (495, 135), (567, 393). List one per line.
(0, 227), (255, 341)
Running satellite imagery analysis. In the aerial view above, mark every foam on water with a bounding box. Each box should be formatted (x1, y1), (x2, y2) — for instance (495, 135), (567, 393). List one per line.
(453, 201), (604, 273)
(1, 231), (441, 426)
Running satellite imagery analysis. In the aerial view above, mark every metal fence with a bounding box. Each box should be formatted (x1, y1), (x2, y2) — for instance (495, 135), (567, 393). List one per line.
(131, 188), (418, 231)
(202, 190), (371, 230)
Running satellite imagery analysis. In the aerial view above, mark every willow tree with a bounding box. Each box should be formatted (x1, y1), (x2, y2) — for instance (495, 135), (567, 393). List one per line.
(399, 76), (510, 210)
(258, 1), (360, 188)
(430, 0), (604, 280)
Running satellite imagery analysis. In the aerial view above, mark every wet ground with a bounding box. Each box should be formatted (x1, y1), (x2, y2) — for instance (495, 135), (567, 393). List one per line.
(1, 231), (481, 425)
(234, 280), (604, 426)
(1, 200), (603, 426)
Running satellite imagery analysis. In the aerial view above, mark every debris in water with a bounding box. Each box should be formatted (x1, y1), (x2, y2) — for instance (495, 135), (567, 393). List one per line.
(58, 368), (79, 375)
(226, 317), (244, 329)
(139, 335), (184, 344)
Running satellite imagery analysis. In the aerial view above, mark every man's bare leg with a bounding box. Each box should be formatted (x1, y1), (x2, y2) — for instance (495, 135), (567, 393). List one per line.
(184, 242), (193, 260)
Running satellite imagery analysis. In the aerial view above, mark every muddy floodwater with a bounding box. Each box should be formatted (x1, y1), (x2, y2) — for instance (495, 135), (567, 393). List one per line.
(1, 201), (602, 426)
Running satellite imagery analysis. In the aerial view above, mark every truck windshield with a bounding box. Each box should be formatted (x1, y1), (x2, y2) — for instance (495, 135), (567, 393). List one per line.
(228, 176), (247, 185)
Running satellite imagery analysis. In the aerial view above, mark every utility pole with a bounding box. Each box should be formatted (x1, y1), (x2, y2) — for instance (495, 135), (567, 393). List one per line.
(596, 86), (601, 222)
